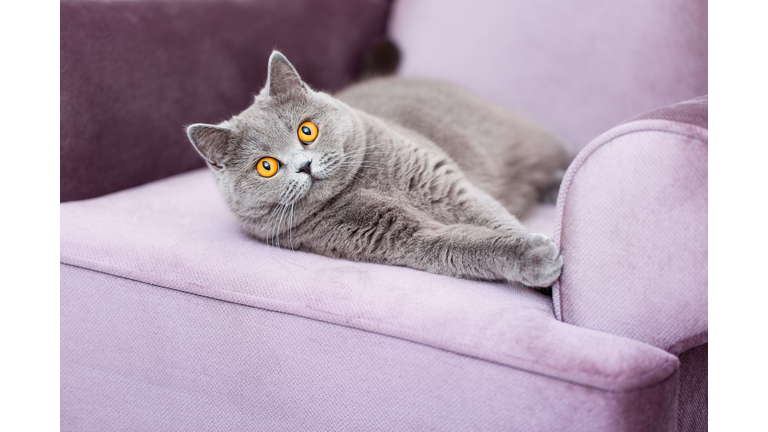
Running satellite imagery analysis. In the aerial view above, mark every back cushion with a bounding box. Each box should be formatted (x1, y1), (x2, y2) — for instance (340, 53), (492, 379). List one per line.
(388, 0), (707, 150)
(61, 0), (391, 202)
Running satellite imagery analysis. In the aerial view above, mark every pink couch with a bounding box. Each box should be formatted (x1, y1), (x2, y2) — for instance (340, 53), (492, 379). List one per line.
(61, 0), (707, 430)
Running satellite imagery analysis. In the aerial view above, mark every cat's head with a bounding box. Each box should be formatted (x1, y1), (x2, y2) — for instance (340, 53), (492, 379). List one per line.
(187, 51), (363, 224)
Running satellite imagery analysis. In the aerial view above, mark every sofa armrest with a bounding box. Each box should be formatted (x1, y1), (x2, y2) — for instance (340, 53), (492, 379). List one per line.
(552, 96), (708, 354)
(61, 0), (390, 202)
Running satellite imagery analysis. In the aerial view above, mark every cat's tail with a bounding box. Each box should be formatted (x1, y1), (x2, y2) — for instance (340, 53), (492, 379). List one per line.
(358, 38), (401, 81)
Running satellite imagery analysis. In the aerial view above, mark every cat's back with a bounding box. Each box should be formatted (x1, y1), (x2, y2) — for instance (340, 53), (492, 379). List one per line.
(335, 77), (572, 217)
(336, 76), (533, 180)
(337, 77), (485, 117)
(336, 77), (512, 140)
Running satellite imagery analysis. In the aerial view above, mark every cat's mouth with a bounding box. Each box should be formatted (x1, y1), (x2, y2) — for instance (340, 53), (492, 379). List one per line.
(299, 172), (320, 187)
(294, 170), (338, 205)
(295, 174), (315, 197)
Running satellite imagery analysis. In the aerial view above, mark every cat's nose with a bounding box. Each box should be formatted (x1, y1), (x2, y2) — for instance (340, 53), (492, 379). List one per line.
(297, 159), (312, 175)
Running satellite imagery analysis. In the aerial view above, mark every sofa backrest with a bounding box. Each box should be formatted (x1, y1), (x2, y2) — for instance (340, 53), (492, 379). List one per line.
(388, 0), (707, 151)
(61, 0), (392, 202)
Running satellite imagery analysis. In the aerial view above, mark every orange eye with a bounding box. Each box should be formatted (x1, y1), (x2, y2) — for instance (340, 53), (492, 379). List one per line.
(256, 157), (279, 177)
(298, 121), (318, 144)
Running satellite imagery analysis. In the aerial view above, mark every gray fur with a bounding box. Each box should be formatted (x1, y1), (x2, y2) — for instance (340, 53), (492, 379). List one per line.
(187, 51), (574, 287)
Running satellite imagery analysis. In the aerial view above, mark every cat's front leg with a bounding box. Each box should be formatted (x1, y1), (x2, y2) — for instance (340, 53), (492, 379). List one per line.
(503, 231), (563, 287)
(312, 192), (562, 287)
(412, 224), (563, 287)
(435, 183), (563, 287)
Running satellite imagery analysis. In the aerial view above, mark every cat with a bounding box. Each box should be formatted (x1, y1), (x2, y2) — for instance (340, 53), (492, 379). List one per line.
(187, 51), (573, 288)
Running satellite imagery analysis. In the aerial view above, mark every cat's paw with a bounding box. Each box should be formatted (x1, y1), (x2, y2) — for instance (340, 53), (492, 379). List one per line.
(513, 233), (563, 288)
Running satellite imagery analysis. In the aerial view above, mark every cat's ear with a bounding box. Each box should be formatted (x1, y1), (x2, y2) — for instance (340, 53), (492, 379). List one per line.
(187, 123), (232, 169)
(265, 51), (306, 97)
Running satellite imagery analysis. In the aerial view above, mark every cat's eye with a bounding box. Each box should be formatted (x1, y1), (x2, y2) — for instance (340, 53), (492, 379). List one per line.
(256, 157), (279, 177)
(298, 121), (318, 144)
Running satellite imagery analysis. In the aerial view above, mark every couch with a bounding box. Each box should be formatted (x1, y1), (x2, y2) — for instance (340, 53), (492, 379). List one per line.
(60, 0), (707, 430)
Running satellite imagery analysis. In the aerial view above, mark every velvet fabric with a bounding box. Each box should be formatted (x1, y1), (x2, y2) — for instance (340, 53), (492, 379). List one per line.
(552, 97), (708, 355)
(623, 95), (708, 129)
(61, 263), (679, 431)
(60, 0), (392, 202)
(60, 1), (708, 429)
(552, 99), (708, 353)
(388, 0), (707, 150)
(60, 168), (678, 394)
(677, 344), (708, 432)
(549, 96), (709, 431)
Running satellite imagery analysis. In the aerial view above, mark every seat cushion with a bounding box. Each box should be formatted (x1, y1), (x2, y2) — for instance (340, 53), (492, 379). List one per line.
(61, 168), (677, 395)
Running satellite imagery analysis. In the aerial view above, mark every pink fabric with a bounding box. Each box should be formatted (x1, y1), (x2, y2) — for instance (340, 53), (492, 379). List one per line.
(388, 0), (707, 150)
(60, 168), (677, 392)
(62, 263), (679, 431)
(623, 95), (708, 130)
(521, 203), (558, 239)
(552, 111), (708, 353)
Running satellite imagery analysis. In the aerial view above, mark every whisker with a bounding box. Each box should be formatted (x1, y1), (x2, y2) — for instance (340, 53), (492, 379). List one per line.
(346, 151), (396, 157)
(276, 202), (289, 249)
(339, 160), (395, 166)
(337, 163), (388, 170)
(337, 157), (395, 165)
(339, 151), (396, 160)
(336, 168), (374, 181)
(341, 142), (398, 156)
(264, 204), (280, 247)
(343, 144), (385, 154)
(289, 201), (295, 252)
(270, 204), (285, 247)
(342, 146), (394, 155)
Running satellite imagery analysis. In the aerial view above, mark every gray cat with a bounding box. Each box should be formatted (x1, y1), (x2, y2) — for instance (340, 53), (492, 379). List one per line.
(187, 51), (573, 288)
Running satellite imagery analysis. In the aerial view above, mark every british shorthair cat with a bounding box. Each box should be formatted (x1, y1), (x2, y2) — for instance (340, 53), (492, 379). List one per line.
(187, 51), (573, 288)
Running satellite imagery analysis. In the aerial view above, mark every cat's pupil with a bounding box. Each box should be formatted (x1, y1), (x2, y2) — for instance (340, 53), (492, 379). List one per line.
(302, 126), (311, 135)
(262, 161), (271, 170)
